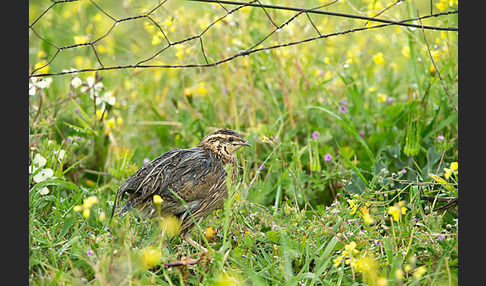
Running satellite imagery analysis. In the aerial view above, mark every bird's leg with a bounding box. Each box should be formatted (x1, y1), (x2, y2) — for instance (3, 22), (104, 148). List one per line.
(184, 234), (208, 253)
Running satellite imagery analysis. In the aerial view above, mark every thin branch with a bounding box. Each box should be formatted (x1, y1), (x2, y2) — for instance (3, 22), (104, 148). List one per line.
(188, 0), (458, 31)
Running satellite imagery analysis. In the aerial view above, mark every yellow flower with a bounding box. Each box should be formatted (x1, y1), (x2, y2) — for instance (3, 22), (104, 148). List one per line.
(153, 194), (163, 205)
(184, 87), (193, 96)
(435, 1), (448, 12)
(160, 215), (181, 237)
(140, 246), (162, 269)
(37, 50), (47, 59)
(395, 269), (404, 280)
(164, 18), (173, 27)
(347, 199), (358, 214)
(359, 205), (374, 225)
(196, 82), (208, 96)
(355, 254), (379, 285)
(443, 162), (458, 179)
(401, 46), (411, 58)
(213, 271), (244, 286)
(98, 211), (106, 222)
(33, 60), (50, 74)
(204, 226), (217, 242)
(106, 117), (116, 129)
(376, 277), (388, 286)
(377, 93), (387, 103)
(344, 241), (358, 254)
(151, 35), (161, 45)
(83, 196), (99, 209)
(388, 202), (406, 222)
(74, 35), (90, 45)
(83, 209), (90, 218)
(412, 266), (427, 279)
(373, 52), (385, 65)
(429, 173), (455, 191)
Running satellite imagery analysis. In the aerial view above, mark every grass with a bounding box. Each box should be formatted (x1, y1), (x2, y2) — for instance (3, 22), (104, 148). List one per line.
(29, 0), (458, 285)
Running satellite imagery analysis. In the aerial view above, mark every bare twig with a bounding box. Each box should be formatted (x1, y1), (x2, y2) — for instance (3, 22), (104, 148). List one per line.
(29, 0), (457, 78)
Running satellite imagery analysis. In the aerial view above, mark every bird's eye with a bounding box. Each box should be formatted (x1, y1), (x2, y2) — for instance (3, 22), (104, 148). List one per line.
(228, 137), (234, 142)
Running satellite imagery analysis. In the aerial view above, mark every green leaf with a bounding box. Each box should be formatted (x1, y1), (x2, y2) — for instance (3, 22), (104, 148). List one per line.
(29, 179), (80, 194)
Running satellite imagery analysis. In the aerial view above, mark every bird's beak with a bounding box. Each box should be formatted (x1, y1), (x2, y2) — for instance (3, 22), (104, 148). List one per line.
(241, 141), (251, 147)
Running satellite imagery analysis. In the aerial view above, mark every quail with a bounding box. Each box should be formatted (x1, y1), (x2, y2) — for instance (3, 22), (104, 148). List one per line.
(116, 129), (250, 251)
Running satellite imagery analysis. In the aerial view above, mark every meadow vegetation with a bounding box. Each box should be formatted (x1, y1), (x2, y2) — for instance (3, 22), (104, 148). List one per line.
(29, 0), (458, 284)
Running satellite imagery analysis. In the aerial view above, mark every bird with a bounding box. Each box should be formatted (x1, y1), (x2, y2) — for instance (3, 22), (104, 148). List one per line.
(116, 128), (251, 251)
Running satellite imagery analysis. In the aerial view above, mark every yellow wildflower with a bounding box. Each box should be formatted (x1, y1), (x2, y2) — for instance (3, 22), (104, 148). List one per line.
(435, 0), (448, 12)
(412, 266), (427, 279)
(359, 205), (374, 225)
(153, 194), (163, 205)
(83, 209), (90, 218)
(196, 82), (208, 96)
(376, 277), (388, 286)
(388, 201), (406, 222)
(347, 199), (358, 214)
(151, 35), (161, 45)
(443, 162), (458, 179)
(160, 215), (181, 237)
(98, 211), (106, 222)
(74, 35), (90, 45)
(373, 52), (385, 65)
(355, 254), (379, 285)
(213, 271), (244, 286)
(140, 246), (162, 269)
(345, 241), (358, 253)
(401, 46), (410, 58)
(377, 93), (387, 103)
(33, 60), (50, 74)
(204, 226), (217, 242)
(37, 50), (47, 59)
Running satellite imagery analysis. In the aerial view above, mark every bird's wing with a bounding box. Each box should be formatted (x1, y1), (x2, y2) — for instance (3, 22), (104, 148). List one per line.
(116, 147), (227, 215)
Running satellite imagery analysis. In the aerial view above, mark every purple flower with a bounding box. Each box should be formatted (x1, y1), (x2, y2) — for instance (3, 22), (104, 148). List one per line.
(324, 153), (332, 161)
(391, 173), (397, 177)
(258, 163), (264, 171)
(438, 234), (444, 241)
(400, 168), (407, 174)
(312, 131), (320, 140)
(359, 131), (365, 138)
(76, 136), (81, 141)
(436, 135), (445, 141)
(339, 105), (347, 113)
(341, 99), (348, 105)
(143, 158), (150, 165)
(87, 250), (93, 256)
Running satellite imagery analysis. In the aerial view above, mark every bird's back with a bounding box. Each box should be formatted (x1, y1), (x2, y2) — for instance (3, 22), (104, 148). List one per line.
(116, 146), (236, 235)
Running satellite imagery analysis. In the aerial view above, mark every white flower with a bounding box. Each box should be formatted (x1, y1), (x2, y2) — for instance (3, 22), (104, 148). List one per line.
(81, 76), (104, 96)
(39, 186), (50, 195)
(29, 78), (48, 96)
(96, 91), (116, 105)
(95, 91), (116, 109)
(57, 149), (66, 163)
(71, 77), (83, 88)
(29, 153), (47, 173)
(33, 168), (54, 183)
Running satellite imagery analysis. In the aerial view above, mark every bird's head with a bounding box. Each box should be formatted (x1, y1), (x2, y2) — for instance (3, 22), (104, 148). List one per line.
(198, 128), (251, 157)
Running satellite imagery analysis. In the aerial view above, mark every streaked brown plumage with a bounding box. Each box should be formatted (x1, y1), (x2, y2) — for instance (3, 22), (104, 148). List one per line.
(116, 129), (250, 250)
